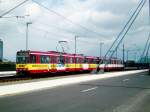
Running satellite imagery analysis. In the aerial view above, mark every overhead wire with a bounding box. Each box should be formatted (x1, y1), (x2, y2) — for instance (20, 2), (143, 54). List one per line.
(0, 18), (100, 50)
(32, 20), (82, 37)
(0, 0), (147, 60)
(0, 0), (108, 41)
(32, 0), (107, 38)
(0, 18), (71, 40)
(0, 0), (29, 18)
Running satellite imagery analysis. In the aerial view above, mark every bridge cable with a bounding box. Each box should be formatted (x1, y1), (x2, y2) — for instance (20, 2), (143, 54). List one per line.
(107, 0), (146, 63)
(102, 0), (145, 60)
(96, 0), (146, 72)
(139, 0), (150, 63)
(139, 34), (150, 62)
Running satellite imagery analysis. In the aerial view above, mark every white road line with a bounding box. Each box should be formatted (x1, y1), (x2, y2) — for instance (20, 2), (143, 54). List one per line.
(0, 70), (147, 97)
(140, 75), (145, 76)
(123, 79), (130, 82)
(81, 87), (98, 93)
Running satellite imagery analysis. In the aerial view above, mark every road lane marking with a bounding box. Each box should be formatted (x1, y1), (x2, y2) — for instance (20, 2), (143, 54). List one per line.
(140, 75), (145, 76)
(81, 87), (98, 92)
(0, 70), (147, 97)
(123, 79), (130, 82)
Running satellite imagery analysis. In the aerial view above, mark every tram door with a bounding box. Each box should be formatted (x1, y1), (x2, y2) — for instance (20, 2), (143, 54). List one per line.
(51, 56), (57, 72)
(57, 54), (66, 71)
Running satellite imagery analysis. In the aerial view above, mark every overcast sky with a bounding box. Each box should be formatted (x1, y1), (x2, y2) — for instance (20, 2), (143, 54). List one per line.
(0, 0), (149, 61)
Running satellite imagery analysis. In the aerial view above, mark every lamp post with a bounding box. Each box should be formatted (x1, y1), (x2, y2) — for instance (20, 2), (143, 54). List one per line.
(126, 50), (133, 61)
(99, 42), (104, 58)
(26, 22), (32, 51)
(123, 44), (125, 64)
(74, 35), (79, 70)
(75, 36), (78, 55)
(116, 48), (118, 58)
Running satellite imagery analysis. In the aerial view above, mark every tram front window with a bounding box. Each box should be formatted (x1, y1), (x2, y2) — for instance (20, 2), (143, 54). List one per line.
(17, 56), (29, 64)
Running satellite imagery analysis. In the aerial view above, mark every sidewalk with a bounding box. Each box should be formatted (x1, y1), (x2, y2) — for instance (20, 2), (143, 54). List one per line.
(0, 70), (148, 97)
(0, 71), (16, 77)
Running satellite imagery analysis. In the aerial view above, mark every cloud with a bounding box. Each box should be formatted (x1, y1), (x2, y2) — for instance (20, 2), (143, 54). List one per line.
(0, 0), (149, 61)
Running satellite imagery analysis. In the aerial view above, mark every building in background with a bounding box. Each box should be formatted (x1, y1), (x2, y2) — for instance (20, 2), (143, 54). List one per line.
(0, 39), (3, 62)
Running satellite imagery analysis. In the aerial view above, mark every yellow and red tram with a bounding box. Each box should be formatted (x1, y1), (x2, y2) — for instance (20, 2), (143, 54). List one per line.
(16, 50), (124, 76)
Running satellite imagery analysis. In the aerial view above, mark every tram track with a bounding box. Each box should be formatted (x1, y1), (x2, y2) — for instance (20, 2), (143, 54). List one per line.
(0, 75), (33, 83)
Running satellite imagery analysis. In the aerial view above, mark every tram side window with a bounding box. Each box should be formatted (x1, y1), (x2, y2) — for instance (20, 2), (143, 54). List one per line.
(45, 56), (50, 63)
(84, 58), (88, 63)
(40, 55), (46, 63)
(65, 57), (69, 63)
(80, 58), (84, 63)
(70, 57), (73, 63)
(40, 55), (50, 63)
(30, 55), (36, 63)
(120, 60), (122, 64)
(93, 59), (97, 64)
(52, 56), (56, 63)
(114, 60), (116, 64)
(79, 58), (83, 63)
(58, 56), (64, 64)
(88, 59), (91, 64)
(119, 60), (121, 64)
(108, 59), (111, 64)
(117, 60), (120, 64)
(90, 59), (93, 64)
(116, 60), (118, 64)
(111, 60), (113, 64)
(76, 58), (79, 63)
(117, 60), (119, 64)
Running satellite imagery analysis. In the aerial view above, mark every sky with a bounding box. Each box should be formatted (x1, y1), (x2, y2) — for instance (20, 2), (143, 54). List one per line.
(0, 0), (149, 61)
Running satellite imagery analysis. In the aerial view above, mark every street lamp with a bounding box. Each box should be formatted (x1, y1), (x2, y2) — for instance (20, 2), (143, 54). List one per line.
(75, 36), (78, 55)
(99, 42), (104, 58)
(74, 35), (79, 70)
(123, 44), (125, 64)
(26, 22), (32, 51)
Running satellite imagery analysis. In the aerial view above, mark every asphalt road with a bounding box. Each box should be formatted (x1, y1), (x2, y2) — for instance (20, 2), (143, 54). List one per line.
(0, 71), (150, 112)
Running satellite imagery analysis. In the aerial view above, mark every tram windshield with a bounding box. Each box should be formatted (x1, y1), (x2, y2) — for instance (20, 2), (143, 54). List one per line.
(16, 51), (29, 64)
